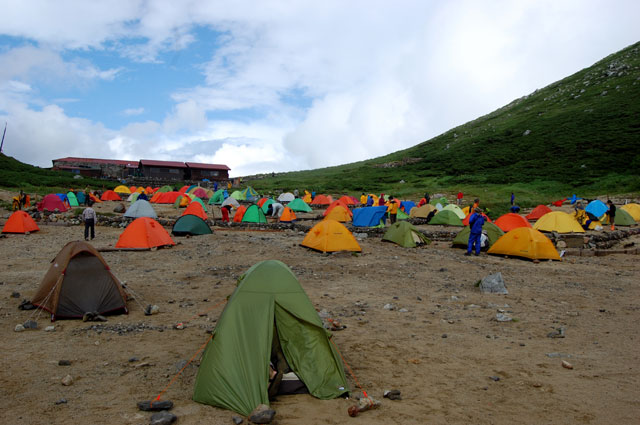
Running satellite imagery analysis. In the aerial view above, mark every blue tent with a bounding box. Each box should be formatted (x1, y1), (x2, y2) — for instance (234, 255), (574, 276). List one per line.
(585, 200), (608, 218)
(56, 193), (68, 203)
(352, 206), (388, 227)
(76, 192), (86, 204)
(401, 201), (416, 214)
(569, 194), (582, 204)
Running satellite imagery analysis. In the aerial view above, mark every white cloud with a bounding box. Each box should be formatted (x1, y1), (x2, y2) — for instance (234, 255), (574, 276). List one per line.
(122, 107), (144, 116)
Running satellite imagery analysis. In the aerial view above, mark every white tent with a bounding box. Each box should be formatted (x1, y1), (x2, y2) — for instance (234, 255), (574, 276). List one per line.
(221, 197), (240, 208)
(277, 192), (295, 202)
(124, 200), (157, 219)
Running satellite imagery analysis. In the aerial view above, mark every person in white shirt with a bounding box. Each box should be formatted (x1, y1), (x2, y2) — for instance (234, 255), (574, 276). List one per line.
(82, 202), (97, 241)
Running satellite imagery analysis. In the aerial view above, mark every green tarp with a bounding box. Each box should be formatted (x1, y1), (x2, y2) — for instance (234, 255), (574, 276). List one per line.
(242, 205), (267, 223)
(193, 260), (349, 415)
(452, 222), (504, 247)
(382, 221), (431, 248)
(172, 215), (212, 236)
(287, 198), (312, 213)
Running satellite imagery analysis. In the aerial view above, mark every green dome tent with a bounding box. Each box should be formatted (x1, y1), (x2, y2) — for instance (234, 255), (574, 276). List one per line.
(452, 222), (504, 248)
(190, 197), (207, 210)
(261, 199), (274, 214)
(601, 208), (636, 226)
(241, 205), (267, 223)
(429, 209), (464, 226)
(287, 198), (312, 213)
(382, 221), (431, 248)
(430, 196), (448, 206)
(67, 192), (79, 207)
(208, 189), (226, 205)
(157, 185), (173, 193)
(230, 190), (244, 200)
(193, 260), (349, 415)
(172, 215), (212, 236)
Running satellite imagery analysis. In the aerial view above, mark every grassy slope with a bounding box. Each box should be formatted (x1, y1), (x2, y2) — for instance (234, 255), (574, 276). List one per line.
(248, 41), (640, 206)
(0, 153), (116, 194)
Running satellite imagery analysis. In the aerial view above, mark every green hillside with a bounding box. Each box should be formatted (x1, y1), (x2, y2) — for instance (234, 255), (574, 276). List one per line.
(0, 153), (114, 193)
(249, 41), (640, 199)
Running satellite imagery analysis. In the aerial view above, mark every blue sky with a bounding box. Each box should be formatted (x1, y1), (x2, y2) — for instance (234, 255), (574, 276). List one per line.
(0, 0), (638, 176)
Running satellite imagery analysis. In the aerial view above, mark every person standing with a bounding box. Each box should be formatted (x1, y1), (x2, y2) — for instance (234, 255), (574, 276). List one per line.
(18, 190), (26, 210)
(82, 202), (97, 241)
(360, 193), (367, 205)
(387, 196), (399, 224)
(606, 200), (616, 231)
(220, 205), (231, 223)
(424, 192), (430, 205)
(457, 191), (463, 206)
(213, 181), (218, 192)
(466, 208), (486, 256)
(510, 192), (515, 206)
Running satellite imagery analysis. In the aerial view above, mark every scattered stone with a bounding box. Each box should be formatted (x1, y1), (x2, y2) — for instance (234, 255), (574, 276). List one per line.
(45, 325), (55, 332)
(416, 296), (422, 301)
(232, 416), (244, 425)
(137, 400), (174, 411)
(383, 303), (395, 310)
(61, 375), (74, 386)
(174, 323), (184, 330)
(145, 305), (160, 315)
(441, 334), (448, 338)
(495, 313), (512, 322)
(248, 403), (276, 424)
(11, 291), (20, 298)
(523, 129), (531, 136)
(547, 327), (565, 338)
(383, 389), (402, 400)
(59, 360), (72, 366)
(398, 308), (408, 313)
(532, 383), (542, 388)
(14, 324), (25, 332)
(129, 356), (140, 362)
(55, 398), (68, 405)
(489, 376), (500, 382)
(150, 411), (177, 425)
(18, 299), (36, 310)
(479, 272), (508, 294)
(545, 352), (571, 358)
(113, 203), (126, 213)
(23, 320), (38, 329)
(562, 360), (574, 370)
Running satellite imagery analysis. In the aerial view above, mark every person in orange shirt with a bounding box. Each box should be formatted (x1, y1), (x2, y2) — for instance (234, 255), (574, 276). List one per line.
(387, 196), (399, 224)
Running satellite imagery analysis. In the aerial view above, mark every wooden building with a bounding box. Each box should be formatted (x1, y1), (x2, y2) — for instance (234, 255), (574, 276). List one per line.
(138, 160), (187, 180)
(185, 162), (230, 181)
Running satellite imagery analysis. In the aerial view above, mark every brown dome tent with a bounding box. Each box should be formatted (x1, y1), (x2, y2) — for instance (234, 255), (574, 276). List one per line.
(32, 241), (128, 321)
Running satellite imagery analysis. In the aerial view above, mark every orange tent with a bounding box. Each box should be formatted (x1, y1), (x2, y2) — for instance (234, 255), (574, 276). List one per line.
(147, 186), (155, 194)
(526, 205), (553, 221)
(178, 185), (189, 194)
(151, 192), (182, 204)
(129, 186), (137, 193)
(182, 202), (208, 220)
(488, 227), (561, 261)
(337, 195), (356, 205)
(301, 219), (361, 253)
(233, 205), (247, 222)
(116, 217), (175, 249)
(101, 190), (122, 201)
(494, 213), (532, 232)
(279, 207), (297, 223)
(2, 211), (39, 234)
(311, 194), (333, 205)
(324, 205), (352, 222)
(89, 193), (102, 203)
(323, 200), (351, 217)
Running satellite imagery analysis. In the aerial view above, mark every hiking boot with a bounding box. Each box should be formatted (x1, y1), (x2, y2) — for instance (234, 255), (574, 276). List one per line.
(474, 252), (480, 256)
(464, 252), (471, 256)
(610, 225), (615, 231)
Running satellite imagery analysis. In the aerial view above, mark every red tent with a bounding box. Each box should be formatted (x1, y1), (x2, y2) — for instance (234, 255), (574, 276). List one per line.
(151, 192), (182, 204)
(526, 205), (553, 221)
(311, 194), (333, 205)
(101, 190), (122, 201)
(37, 194), (69, 212)
(182, 202), (208, 221)
(494, 213), (532, 232)
(2, 211), (39, 233)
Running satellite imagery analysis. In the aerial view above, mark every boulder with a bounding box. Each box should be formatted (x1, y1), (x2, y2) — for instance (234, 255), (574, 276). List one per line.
(248, 404), (276, 424)
(479, 272), (508, 294)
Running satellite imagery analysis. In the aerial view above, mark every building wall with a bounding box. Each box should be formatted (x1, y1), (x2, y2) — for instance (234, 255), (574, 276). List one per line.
(189, 169), (229, 180)
(140, 165), (186, 180)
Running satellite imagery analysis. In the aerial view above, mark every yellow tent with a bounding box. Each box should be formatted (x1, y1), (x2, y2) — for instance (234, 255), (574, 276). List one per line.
(114, 185), (131, 194)
(301, 219), (361, 253)
(488, 227), (561, 261)
(409, 204), (436, 218)
(302, 190), (312, 203)
(136, 187), (145, 193)
(368, 194), (380, 205)
(533, 211), (584, 233)
(323, 205), (351, 222)
(621, 203), (640, 221)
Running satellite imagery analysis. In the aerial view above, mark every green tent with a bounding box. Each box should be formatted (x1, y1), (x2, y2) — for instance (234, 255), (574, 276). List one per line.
(241, 186), (259, 200)
(429, 209), (463, 226)
(601, 208), (635, 226)
(382, 221), (431, 248)
(67, 192), (79, 207)
(396, 209), (409, 221)
(157, 185), (173, 193)
(230, 190), (244, 200)
(173, 194), (190, 208)
(208, 189), (226, 205)
(128, 192), (141, 203)
(287, 198), (312, 213)
(452, 222), (504, 248)
(172, 215), (212, 236)
(442, 204), (465, 219)
(241, 204), (267, 223)
(193, 260), (349, 415)
(430, 197), (448, 206)
(190, 196), (207, 210)
(261, 199), (275, 214)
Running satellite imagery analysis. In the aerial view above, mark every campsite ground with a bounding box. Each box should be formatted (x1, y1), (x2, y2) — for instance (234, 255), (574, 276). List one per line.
(0, 196), (639, 425)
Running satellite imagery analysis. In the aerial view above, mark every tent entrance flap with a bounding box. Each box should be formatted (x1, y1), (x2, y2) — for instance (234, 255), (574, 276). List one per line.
(56, 254), (126, 317)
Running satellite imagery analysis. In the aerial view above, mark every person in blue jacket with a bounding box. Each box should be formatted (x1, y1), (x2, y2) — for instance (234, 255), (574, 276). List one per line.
(465, 208), (486, 256)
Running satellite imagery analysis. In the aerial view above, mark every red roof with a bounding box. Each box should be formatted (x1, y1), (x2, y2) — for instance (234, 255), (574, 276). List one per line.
(53, 157), (137, 166)
(139, 159), (187, 168)
(185, 162), (230, 171)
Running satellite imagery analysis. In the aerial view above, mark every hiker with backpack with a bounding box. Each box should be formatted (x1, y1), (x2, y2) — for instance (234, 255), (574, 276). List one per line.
(465, 207), (486, 256)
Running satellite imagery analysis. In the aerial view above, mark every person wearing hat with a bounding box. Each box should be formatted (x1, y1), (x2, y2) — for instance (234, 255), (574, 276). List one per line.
(465, 207), (486, 256)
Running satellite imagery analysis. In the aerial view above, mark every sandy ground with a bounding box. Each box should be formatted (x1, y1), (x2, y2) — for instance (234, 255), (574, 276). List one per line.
(1, 196), (639, 425)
